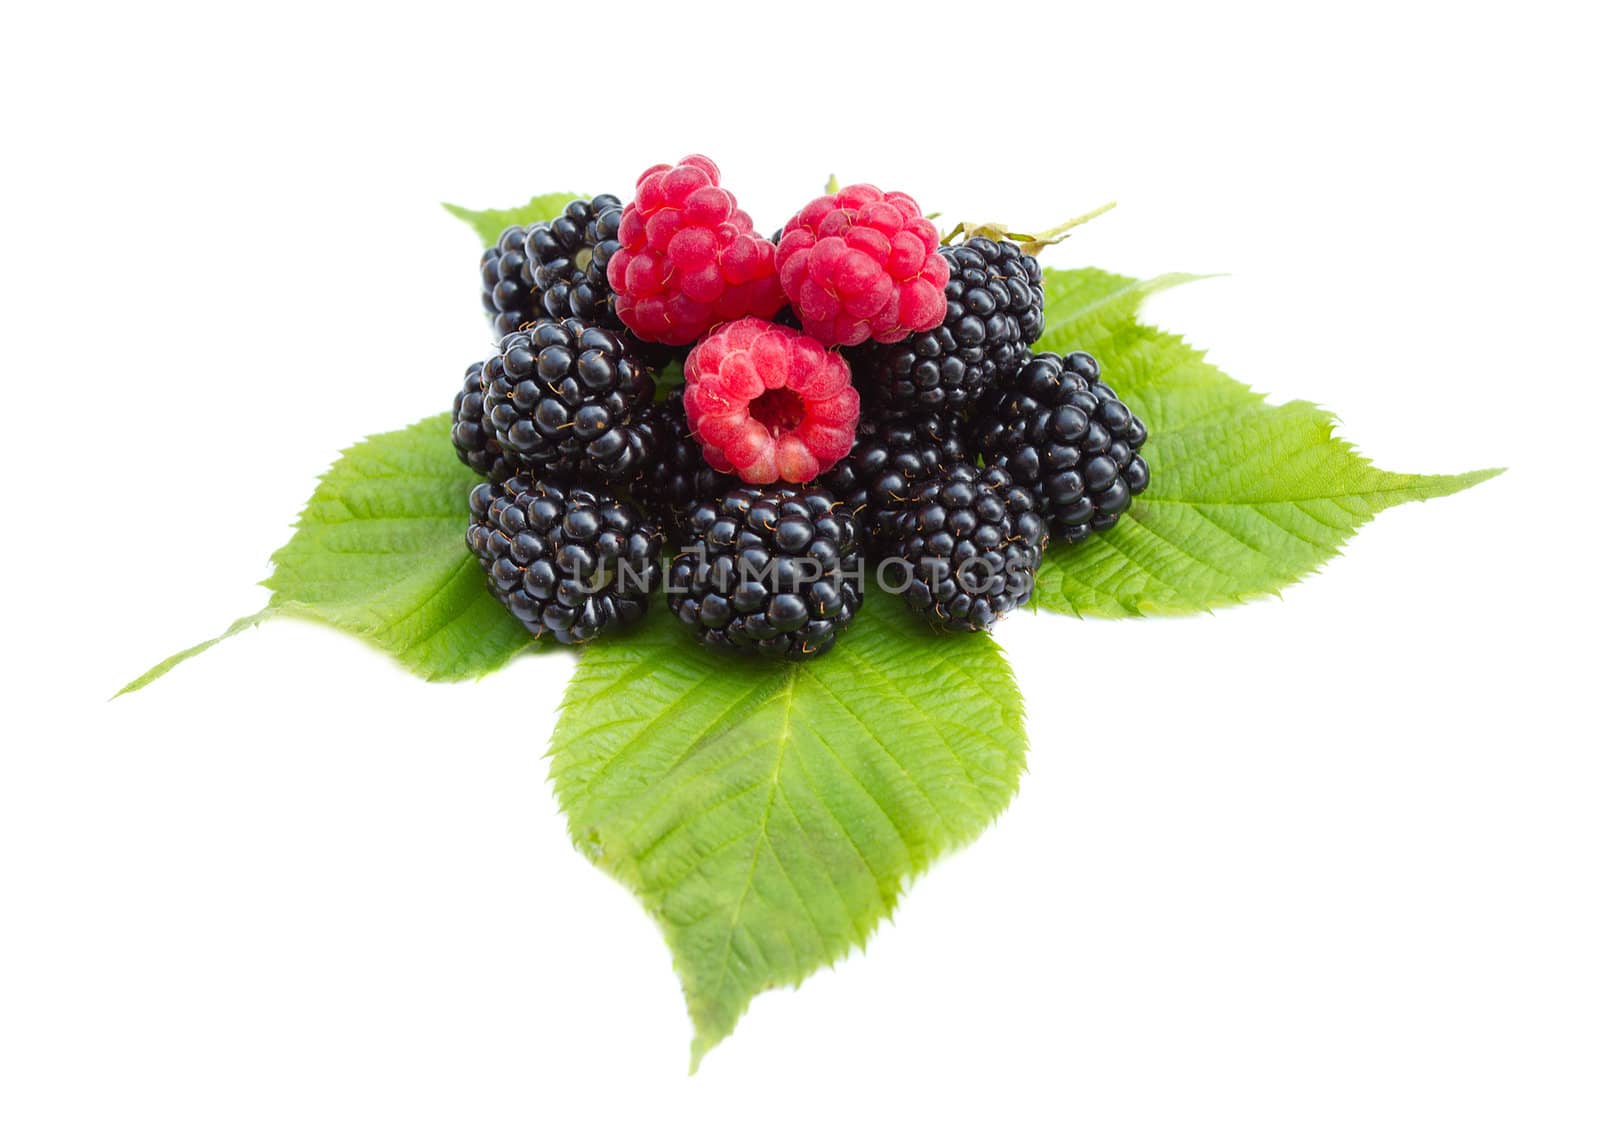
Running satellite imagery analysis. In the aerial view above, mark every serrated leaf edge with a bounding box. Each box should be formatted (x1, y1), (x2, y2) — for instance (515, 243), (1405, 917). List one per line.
(546, 609), (1028, 1072)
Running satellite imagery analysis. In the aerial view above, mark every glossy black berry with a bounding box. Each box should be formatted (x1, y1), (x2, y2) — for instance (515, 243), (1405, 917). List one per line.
(820, 412), (967, 553)
(479, 225), (538, 338)
(483, 317), (656, 483)
(668, 485), (864, 660)
(525, 195), (625, 329)
(628, 389), (735, 533)
(769, 304), (804, 331)
(854, 237), (1044, 415)
(450, 360), (518, 482)
(973, 351), (1150, 543)
(879, 464), (1045, 633)
(467, 476), (663, 644)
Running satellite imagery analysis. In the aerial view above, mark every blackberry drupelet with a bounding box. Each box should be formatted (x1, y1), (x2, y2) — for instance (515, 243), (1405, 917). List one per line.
(451, 360), (515, 482)
(769, 304), (803, 331)
(668, 485), (864, 660)
(766, 238), (796, 332)
(973, 350), (1150, 543)
(525, 195), (625, 328)
(820, 412), (967, 552)
(480, 225), (538, 337)
(467, 476), (663, 644)
(628, 390), (735, 532)
(880, 463), (1045, 633)
(483, 317), (656, 483)
(854, 236), (1044, 415)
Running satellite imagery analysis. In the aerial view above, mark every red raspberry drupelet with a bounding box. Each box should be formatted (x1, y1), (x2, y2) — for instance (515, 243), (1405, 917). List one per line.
(683, 317), (861, 484)
(776, 184), (950, 347)
(606, 155), (784, 345)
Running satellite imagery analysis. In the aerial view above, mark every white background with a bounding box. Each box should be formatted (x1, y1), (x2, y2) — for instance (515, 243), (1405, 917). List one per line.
(2, 1), (1596, 1136)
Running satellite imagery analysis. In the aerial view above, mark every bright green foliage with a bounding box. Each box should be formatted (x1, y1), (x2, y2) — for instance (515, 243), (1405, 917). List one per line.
(1037, 267), (1212, 347)
(116, 610), (273, 696)
(119, 232), (1498, 1073)
(260, 413), (533, 676)
(548, 602), (1027, 1069)
(442, 192), (584, 247)
(1030, 269), (1499, 615)
(121, 415), (532, 693)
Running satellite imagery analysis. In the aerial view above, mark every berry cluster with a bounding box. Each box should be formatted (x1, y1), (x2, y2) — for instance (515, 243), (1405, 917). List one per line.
(607, 156), (783, 345)
(669, 485), (863, 660)
(972, 351), (1149, 543)
(684, 317), (859, 484)
(468, 477), (662, 644)
(450, 159), (1150, 653)
(880, 464), (1044, 632)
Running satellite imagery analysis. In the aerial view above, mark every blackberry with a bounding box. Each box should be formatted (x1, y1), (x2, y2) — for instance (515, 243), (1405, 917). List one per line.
(467, 476), (663, 645)
(628, 390), (734, 532)
(525, 194), (625, 329)
(973, 351), (1150, 543)
(854, 237), (1044, 415)
(480, 225), (538, 338)
(880, 463), (1045, 633)
(820, 412), (967, 552)
(769, 303), (804, 331)
(668, 485), (863, 660)
(766, 237), (799, 333)
(451, 360), (516, 482)
(483, 317), (656, 484)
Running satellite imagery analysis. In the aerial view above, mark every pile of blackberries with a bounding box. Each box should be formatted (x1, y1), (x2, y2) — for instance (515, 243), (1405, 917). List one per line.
(453, 190), (1148, 657)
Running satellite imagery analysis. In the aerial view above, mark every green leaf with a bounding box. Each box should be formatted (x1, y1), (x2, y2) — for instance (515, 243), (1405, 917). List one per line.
(262, 414), (535, 675)
(548, 601), (1027, 1070)
(655, 357), (685, 394)
(1030, 269), (1500, 616)
(114, 610), (272, 697)
(442, 192), (584, 247)
(119, 250), (1499, 1069)
(121, 415), (533, 694)
(1037, 267), (1215, 350)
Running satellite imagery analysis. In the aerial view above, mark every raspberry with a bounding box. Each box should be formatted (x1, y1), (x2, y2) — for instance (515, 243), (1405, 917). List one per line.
(880, 464), (1046, 633)
(973, 351), (1150, 543)
(627, 389), (736, 532)
(853, 237), (1044, 414)
(682, 317), (860, 484)
(479, 225), (538, 337)
(483, 317), (656, 483)
(606, 155), (784, 345)
(820, 412), (967, 553)
(525, 194), (625, 329)
(776, 184), (950, 347)
(668, 485), (864, 660)
(468, 476), (663, 644)
(451, 360), (515, 482)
